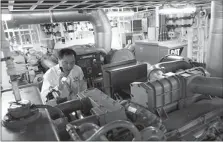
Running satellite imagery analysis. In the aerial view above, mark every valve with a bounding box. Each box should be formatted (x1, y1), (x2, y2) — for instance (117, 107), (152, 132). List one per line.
(2, 100), (40, 130)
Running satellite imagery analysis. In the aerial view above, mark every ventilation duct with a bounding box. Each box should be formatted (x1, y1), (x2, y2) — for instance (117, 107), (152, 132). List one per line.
(206, 1), (223, 77)
(6, 10), (112, 53)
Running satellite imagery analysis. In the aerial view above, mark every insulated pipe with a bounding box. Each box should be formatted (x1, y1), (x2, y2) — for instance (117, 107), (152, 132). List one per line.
(86, 120), (142, 141)
(33, 104), (66, 121)
(91, 10), (112, 53)
(159, 55), (186, 62)
(206, 1), (223, 77)
(49, 98), (92, 120)
(188, 76), (223, 98)
(152, 60), (193, 73)
(7, 9), (112, 53)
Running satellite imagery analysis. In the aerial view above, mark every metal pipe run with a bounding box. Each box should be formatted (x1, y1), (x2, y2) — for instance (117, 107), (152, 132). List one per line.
(150, 60), (193, 75)
(188, 76), (223, 98)
(48, 98), (92, 120)
(7, 9), (112, 53)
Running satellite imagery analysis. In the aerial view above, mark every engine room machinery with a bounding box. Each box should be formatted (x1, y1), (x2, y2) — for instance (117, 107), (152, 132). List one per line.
(2, 64), (223, 141)
(1, 1), (223, 141)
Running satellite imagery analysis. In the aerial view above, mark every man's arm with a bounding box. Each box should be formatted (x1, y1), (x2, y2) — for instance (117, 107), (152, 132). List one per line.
(41, 73), (51, 103)
(79, 69), (87, 92)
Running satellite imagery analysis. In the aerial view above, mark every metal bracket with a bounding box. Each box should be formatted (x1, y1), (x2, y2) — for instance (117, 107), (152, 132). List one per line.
(156, 107), (168, 121)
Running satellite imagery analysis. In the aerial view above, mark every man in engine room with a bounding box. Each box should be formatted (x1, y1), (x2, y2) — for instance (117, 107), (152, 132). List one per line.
(41, 48), (87, 105)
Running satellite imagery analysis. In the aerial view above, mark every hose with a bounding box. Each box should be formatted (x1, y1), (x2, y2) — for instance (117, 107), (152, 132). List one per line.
(153, 60), (193, 73)
(79, 123), (100, 131)
(32, 104), (66, 121)
(86, 120), (141, 141)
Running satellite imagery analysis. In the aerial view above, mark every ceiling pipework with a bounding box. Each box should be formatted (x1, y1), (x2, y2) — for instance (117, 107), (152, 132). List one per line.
(5, 9), (112, 53)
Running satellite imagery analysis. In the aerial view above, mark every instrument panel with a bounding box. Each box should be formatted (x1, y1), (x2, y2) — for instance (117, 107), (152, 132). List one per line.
(76, 52), (104, 79)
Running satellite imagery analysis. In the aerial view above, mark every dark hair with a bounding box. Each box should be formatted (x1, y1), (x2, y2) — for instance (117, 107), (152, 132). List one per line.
(58, 48), (77, 60)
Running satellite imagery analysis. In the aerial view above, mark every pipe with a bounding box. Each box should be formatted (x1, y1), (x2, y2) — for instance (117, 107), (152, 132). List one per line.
(91, 10), (112, 53)
(86, 120), (142, 141)
(32, 104), (66, 121)
(7, 9), (112, 53)
(79, 123), (100, 131)
(1, 24), (21, 101)
(188, 76), (223, 98)
(159, 55), (186, 63)
(206, 1), (223, 77)
(70, 115), (98, 126)
(151, 60), (193, 73)
(48, 98), (92, 120)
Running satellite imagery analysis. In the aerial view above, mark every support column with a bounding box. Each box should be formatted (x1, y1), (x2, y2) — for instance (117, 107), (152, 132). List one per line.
(155, 6), (160, 41)
(206, 0), (223, 77)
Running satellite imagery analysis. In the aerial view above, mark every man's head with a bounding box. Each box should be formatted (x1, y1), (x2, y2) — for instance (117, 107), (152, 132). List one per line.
(58, 48), (77, 74)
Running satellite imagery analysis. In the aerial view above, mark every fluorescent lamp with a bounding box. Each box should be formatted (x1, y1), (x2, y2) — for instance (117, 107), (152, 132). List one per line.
(2, 14), (12, 21)
(107, 11), (135, 17)
(159, 5), (196, 15)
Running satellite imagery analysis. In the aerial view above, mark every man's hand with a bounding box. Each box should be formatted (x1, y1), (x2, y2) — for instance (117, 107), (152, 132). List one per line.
(58, 72), (72, 96)
(58, 72), (67, 90)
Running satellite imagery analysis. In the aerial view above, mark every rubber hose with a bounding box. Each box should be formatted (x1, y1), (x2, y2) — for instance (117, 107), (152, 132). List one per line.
(33, 104), (66, 121)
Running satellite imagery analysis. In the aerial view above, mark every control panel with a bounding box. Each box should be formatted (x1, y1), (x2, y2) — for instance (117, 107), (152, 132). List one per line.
(76, 53), (104, 79)
(53, 45), (106, 88)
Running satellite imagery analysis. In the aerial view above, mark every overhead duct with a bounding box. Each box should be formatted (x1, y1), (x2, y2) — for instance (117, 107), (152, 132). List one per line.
(206, 0), (223, 77)
(6, 9), (112, 53)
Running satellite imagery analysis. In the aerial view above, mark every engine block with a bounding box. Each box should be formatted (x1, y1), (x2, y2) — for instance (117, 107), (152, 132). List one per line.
(130, 67), (223, 140)
(77, 88), (127, 125)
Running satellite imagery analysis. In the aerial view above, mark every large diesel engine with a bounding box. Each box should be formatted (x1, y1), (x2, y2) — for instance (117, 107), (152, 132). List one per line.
(55, 67), (222, 141)
(130, 67), (223, 140)
(2, 65), (223, 141)
(42, 66), (223, 141)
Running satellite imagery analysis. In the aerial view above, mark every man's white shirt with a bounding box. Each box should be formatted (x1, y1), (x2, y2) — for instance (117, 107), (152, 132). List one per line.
(41, 64), (86, 102)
